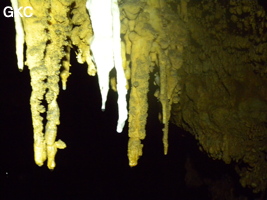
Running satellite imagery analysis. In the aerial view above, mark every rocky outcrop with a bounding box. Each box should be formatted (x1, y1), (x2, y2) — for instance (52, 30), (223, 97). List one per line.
(171, 0), (267, 193)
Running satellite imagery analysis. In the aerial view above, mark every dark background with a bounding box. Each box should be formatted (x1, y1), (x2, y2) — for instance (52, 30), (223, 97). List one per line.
(0, 1), (257, 200)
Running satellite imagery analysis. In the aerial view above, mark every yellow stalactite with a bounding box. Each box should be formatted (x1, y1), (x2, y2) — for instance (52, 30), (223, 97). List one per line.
(127, 19), (155, 165)
(60, 46), (71, 90)
(19, 0), (71, 169)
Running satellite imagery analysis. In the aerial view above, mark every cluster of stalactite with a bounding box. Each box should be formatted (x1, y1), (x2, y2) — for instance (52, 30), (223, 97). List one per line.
(16, 0), (72, 170)
(14, 0), (185, 169)
(121, 0), (186, 166)
(12, 0), (267, 195)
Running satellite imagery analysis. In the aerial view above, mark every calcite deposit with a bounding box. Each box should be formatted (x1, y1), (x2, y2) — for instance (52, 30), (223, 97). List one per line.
(11, 0), (267, 195)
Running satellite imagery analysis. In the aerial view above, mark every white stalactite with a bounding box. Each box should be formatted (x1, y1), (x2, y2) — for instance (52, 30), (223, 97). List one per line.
(86, 0), (128, 133)
(10, 0), (25, 71)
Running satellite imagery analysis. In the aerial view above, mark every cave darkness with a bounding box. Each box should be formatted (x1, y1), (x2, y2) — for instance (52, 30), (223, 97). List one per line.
(1, 0), (267, 200)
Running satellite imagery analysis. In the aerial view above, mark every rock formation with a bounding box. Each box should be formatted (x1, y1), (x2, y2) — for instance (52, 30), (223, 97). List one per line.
(11, 0), (267, 195)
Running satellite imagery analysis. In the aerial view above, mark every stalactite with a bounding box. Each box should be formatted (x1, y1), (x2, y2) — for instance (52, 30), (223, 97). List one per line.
(10, 0), (24, 71)
(86, 0), (128, 133)
(22, 0), (50, 167)
(158, 50), (171, 155)
(127, 32), (153, 166)
(60, 46), (71, 90)
(19, 0), (71, 169)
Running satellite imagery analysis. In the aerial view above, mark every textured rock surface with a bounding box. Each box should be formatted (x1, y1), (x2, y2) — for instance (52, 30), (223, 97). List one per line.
(171, 0), (267, 193)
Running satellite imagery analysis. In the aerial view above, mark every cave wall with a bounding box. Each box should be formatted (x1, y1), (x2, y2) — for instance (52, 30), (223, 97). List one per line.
(171, 0), (267, 193)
